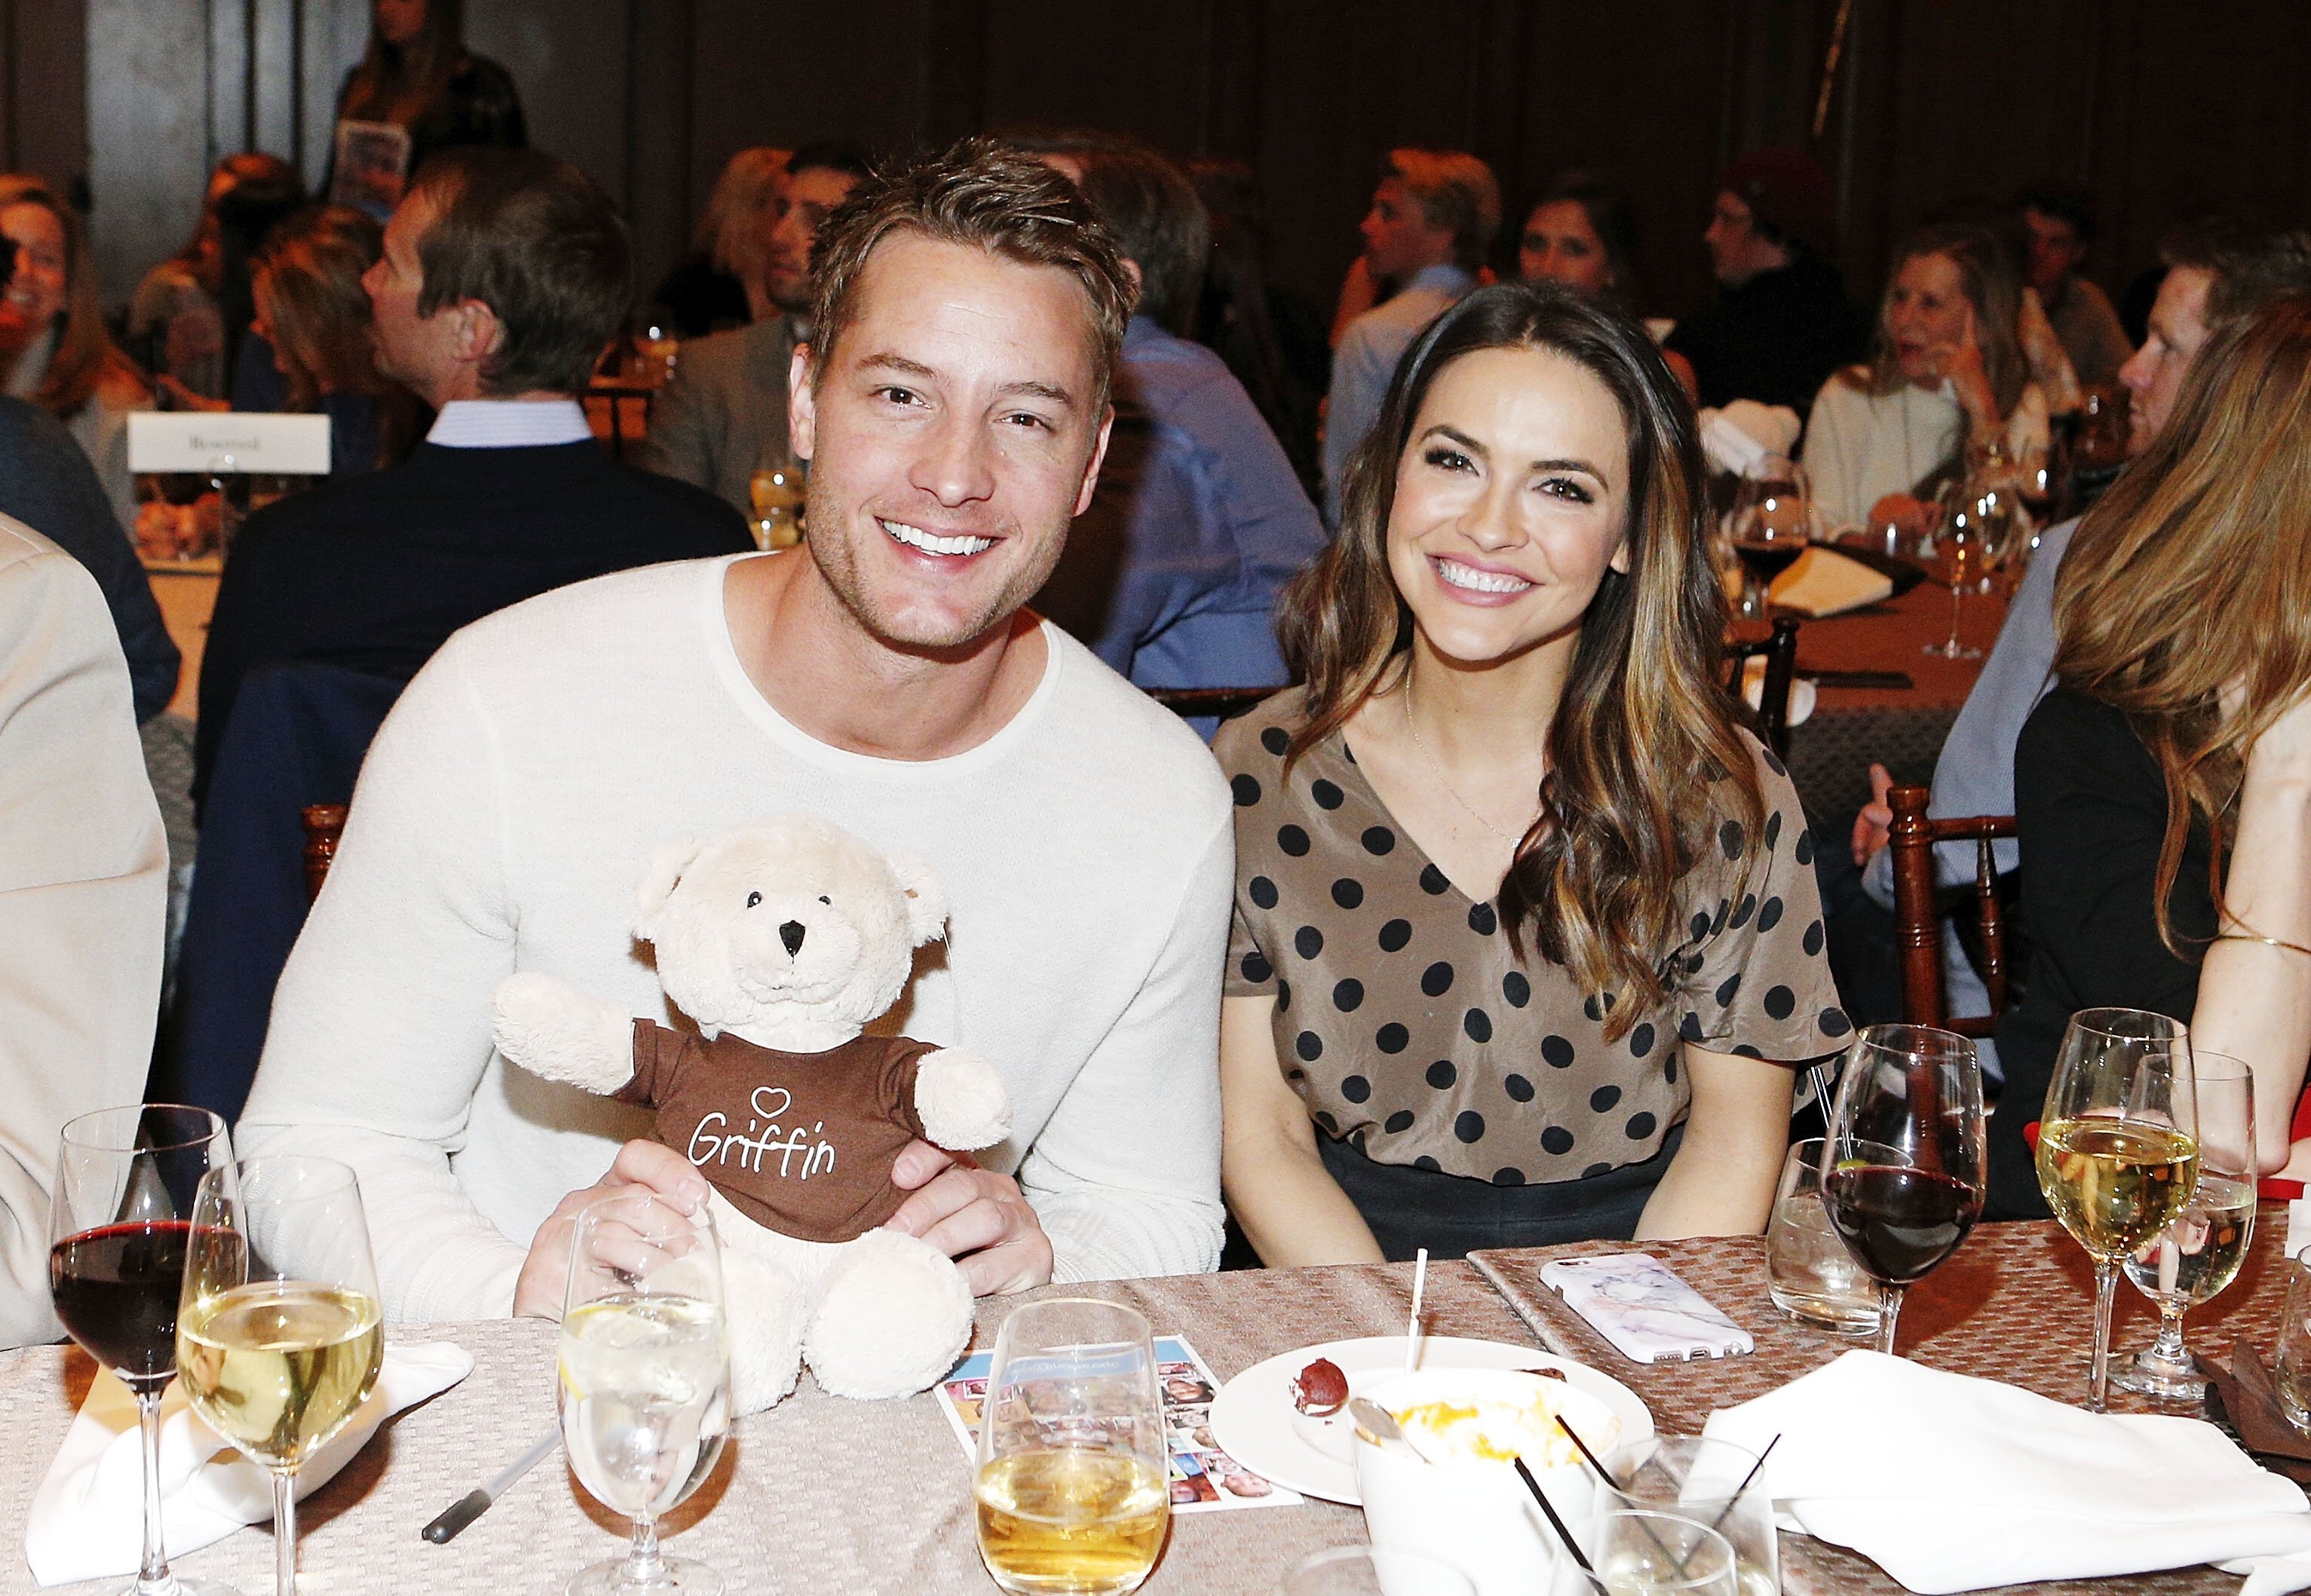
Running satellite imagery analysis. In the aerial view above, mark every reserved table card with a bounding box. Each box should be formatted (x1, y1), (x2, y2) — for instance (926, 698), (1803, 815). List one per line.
(127, 412), (333, 475)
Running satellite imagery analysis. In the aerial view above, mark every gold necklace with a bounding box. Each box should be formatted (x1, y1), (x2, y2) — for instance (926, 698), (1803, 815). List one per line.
(1401, 683), (1537, 844)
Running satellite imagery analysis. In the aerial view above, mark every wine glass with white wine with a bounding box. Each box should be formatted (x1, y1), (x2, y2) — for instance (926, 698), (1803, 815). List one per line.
(976, 1297), (1169, 1596)
(2114, 1052), (2254, 1399)
(176, 1157), (382, 1596)
(1923, 495), (1984, 660)
(2036, 1008), (2200, 1411)
(559, 1191), (731, 1596)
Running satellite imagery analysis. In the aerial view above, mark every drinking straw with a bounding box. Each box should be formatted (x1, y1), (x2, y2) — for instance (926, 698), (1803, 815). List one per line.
(1404, 1248), (1428, 1374)
(1513, 1456), (1595, 1575)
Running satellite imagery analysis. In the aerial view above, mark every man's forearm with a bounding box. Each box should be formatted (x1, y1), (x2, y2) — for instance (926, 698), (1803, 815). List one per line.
(1028, 1181), (1224, 1284)
(237, 1117), (527, 1321)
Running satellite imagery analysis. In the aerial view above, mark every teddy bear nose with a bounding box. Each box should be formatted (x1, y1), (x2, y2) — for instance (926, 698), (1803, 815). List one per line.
(779, 920), (807, 957)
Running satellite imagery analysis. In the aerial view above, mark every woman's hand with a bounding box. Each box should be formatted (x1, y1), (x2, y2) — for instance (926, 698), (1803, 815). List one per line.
(1932, 305), (2000, 436)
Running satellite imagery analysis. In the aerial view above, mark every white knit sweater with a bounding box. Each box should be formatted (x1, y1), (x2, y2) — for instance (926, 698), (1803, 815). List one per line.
(1803, 369), (2052, 534)
(240, 554), (1234, 1321)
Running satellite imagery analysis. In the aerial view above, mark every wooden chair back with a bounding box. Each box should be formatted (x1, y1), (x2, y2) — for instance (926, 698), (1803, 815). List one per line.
(301, 804), (348, 905)
(1725, 616), (1800, 758)
(1887, 783), (2017, 1038)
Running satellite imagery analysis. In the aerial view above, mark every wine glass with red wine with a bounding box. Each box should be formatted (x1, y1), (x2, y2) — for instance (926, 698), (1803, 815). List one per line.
(1727, 456), (1816, 611)
(1819, 1025), (1987, 1356)
(49, 1104), (239, 1596)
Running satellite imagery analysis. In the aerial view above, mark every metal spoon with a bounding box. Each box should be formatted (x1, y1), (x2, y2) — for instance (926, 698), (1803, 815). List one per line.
(1347, 1397), (1429, 1460)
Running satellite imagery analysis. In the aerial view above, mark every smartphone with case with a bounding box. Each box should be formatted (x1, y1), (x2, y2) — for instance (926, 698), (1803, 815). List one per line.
(1537, 1252), (1755, 1364)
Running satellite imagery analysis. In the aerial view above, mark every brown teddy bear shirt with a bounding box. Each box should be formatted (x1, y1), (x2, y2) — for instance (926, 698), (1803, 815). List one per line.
(618, 1020), (933, 1243)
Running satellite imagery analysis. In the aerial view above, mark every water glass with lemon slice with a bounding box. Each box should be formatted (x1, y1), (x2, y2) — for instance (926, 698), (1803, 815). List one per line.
(557, 1193), (731, 1595)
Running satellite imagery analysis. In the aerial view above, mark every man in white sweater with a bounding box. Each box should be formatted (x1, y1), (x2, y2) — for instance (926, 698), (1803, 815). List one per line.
(0, 519), (169, 1346)
(240, 138), (1234, 1322)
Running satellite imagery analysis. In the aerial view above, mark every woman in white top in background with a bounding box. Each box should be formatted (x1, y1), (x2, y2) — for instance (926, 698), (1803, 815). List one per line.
(1803, 222), (2055, 536)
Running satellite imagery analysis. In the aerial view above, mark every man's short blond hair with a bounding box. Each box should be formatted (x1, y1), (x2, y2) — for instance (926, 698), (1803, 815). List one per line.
(808, 136), (1134, 411)
(1384, 149), (1502, 272)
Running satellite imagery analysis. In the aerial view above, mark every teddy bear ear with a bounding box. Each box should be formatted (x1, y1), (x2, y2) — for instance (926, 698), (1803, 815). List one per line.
(632, 834), (705, 942)
(883, 849), (949, 946)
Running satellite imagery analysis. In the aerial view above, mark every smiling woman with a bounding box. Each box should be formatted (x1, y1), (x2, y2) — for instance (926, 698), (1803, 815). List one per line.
(1215, 280), (1850, 1265)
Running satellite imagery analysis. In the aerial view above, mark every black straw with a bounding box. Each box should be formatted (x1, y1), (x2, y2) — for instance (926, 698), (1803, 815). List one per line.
(1564, 1415), (1677, 1570)
(1513, 1456), (1595, 1575)
(1555, 1414), (1611, 1479)
(1703, 1432), (1779, 1540)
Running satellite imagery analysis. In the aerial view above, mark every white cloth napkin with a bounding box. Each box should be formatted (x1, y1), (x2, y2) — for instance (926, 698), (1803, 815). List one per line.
(27, 1340), (472, 1586)
(1703, 1349), (2311, 1594)
(1736, 657), (1816, 727)
(1767, 545), (1894, 617)
(1700, 401), (1803, 478)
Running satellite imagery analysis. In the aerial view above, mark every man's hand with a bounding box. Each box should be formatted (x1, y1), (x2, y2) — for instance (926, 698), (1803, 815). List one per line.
(887, 1139), (1054, 1296)
(1851, 762), (1896, 868)
(511, 1139), (710, 1318)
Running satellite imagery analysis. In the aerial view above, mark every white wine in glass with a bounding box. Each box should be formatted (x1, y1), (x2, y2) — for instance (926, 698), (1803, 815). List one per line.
(974, 1298), (1169, 1596)
(559, 1193), (730, 1596)
(2034, 1007), (2199, 1411)
(2116, 1052), (2254, 1399)
(177, 1157), (382, 1596)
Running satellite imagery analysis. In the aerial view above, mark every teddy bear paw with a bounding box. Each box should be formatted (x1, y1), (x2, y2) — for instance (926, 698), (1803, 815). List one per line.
(489, 973), (636, 1093)
(914, 1048), (1012, 1151)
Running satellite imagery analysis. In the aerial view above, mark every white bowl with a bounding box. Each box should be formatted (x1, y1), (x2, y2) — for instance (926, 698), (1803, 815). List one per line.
(1354, 1369), (1619, 1596)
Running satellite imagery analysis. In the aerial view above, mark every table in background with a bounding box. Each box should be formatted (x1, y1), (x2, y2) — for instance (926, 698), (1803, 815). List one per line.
(1765, 576), (2007, 829)
(1473, 1215), (2292, 1596)
(0, 1263), (1530, 1595)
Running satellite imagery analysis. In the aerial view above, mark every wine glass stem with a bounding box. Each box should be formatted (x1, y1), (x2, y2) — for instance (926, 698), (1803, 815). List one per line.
(1944, 582), (1965, 653)
(2147, 1297), (2192, 1369)
(2089, 1261), (2121, 1412)
(622, 1514), (667, 1588)
(273, 1469), (297, 1596)
(1875, 1284), (1905, 1356)
(134, 1389), (173, 1594)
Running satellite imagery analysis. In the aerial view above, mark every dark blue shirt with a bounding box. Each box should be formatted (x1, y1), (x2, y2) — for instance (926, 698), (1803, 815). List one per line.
(1037, 318), (1327, 714)
(0, 397), (178, 720)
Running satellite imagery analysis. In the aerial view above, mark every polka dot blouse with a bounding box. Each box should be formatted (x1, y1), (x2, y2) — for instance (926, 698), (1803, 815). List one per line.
(1215, 694), (1851, 1187)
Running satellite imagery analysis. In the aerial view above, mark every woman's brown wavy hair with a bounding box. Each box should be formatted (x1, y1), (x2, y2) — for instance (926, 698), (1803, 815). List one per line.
(2052, 293), (2311, 954)
(1280, 280), (1759, 1040)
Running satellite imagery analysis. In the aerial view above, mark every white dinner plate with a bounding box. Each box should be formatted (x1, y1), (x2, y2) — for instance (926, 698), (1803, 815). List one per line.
(1207, 1334), (1653, 1506)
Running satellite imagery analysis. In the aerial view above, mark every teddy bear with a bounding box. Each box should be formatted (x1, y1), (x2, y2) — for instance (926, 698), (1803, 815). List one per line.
(489, 813), (1011, 1414)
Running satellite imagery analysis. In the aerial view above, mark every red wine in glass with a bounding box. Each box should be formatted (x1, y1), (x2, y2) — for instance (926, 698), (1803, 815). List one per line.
(1822, 1025), (1987, 1356)
(49, 1220), (195, 1394)
(1732, 538), (1805, 585)
(1821, 1166), (1981, 1283)
(51, 1105), (237, 1596)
